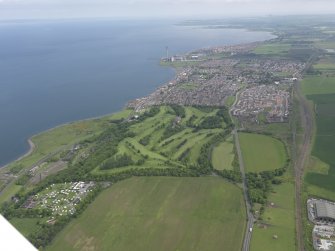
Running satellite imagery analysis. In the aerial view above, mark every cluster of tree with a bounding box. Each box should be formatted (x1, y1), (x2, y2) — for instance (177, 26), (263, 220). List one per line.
(305, 65), (322, 75)
(89, 166), (206, 184)
(1, 205), (51, 220)
(10, 164), (24, 174)
(186, 114), (198, 127)
(178, 148), (191, 162)
(192, 106), (215, 113)
(197, 142), (214, 174)
(15, 173), (31, 186)
(246, 173), (271, 204)
(214, 170), (242, 183)
(176, 139), (187, 150)
(161, 138), (175, 147)
(216, 107), (233, 129)
(231, 145), (239, 169)
(161, 123), (185, 140)
(136, 106), (160, 122)
(198, 116), (223, 129)
(169, 105), (186, 118)
(100, 154), (134, 170)
(109, 118), (125, 124)
(246, 166), (288, 205)
(139, 135), (151, 146)
(186, 107), (232, 130)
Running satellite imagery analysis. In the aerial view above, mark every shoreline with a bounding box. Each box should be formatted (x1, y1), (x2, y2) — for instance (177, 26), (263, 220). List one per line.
(0, 108), (131, 170)
(0, 139), (35, 170)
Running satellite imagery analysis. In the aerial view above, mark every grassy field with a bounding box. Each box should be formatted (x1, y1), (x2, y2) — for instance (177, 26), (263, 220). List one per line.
(0, 184), (22, 204)
(301, 76), (335, 95)
(47, 177), (246, 251)
(303, 93), (335, 200)
(211, 136), (235, 171)
(239, 133), (287, 172)
(314, 57), (335, 71)
(10, 218), (45, 237)
(225, 96), (236, 108)
(250, 182), (296, 251)
(4, 109), (133, 171)
(179, 82), (199, 90)
(253, 43), (291, 56)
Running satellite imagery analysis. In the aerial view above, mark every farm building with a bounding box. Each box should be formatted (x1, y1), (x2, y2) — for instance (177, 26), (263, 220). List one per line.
(314, 201), (335, 223)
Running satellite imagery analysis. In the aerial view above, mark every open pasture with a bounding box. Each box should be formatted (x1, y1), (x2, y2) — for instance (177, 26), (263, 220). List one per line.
(47, 177), (246, 251)
(238, 133), (287, 173)
(302, 76), (335, 96)
(304, 93), (335, 199)
(212, 136), (235, 171)
(250, 182), (296, 251)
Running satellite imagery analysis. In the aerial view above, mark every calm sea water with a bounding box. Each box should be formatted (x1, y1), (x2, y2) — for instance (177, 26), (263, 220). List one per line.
(0, 19), (274, 167)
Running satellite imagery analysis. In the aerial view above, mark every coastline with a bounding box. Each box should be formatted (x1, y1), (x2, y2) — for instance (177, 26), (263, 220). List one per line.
(0, 108), (132, 170)
(0, 139), (35, 170)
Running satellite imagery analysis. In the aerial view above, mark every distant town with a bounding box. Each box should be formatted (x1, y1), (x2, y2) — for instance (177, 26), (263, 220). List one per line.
(127, 42), (304, 123)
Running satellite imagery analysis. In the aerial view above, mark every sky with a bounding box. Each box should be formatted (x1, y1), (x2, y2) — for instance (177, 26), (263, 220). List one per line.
(0, 0), (335, 20)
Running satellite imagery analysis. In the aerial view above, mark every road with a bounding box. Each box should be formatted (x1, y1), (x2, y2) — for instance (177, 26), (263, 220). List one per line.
(230, 90), (253, 251)
(293, 82), (314, 251)
(233, 129), (254, 251)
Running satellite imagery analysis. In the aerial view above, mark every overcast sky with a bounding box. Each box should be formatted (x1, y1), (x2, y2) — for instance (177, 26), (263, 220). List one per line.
(0, 0), (335, 20)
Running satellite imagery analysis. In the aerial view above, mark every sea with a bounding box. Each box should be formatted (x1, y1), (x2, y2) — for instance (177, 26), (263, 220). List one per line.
(0, 19), (275, 167)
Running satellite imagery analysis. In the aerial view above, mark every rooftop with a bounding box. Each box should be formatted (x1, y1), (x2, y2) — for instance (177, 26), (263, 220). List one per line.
(315, 201), (335, 220)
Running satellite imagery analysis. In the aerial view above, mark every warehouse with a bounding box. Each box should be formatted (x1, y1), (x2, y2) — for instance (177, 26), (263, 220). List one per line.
(314, 200), (335, 223)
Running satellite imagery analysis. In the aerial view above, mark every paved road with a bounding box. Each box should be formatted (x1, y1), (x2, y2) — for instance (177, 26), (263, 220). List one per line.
(293, 82), (313, 251)
(233, 129), (254, 251)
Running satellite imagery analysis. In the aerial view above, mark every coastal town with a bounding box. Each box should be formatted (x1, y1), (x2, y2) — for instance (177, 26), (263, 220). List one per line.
(128, 43), (305, 123)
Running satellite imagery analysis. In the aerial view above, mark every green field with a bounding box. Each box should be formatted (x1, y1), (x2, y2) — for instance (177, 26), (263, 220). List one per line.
(47, 177), (246, 251)
(302, 76), (335, 95)
(212, 136), (235, 170)
(303, 93), (335, 200)
(250, 182), (296, 251)
(239, 133), (287, 172)
(225, 96), (236, 107)
(179, 82), (199, 90)
(253, 43), (291, 56)
(0, 184), (22, 204)
(10, 218), (45, 237)
(4, 109), (132, 172)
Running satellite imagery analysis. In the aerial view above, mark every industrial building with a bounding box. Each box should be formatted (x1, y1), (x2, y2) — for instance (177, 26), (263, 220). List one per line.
(314, 200), (335, 223)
